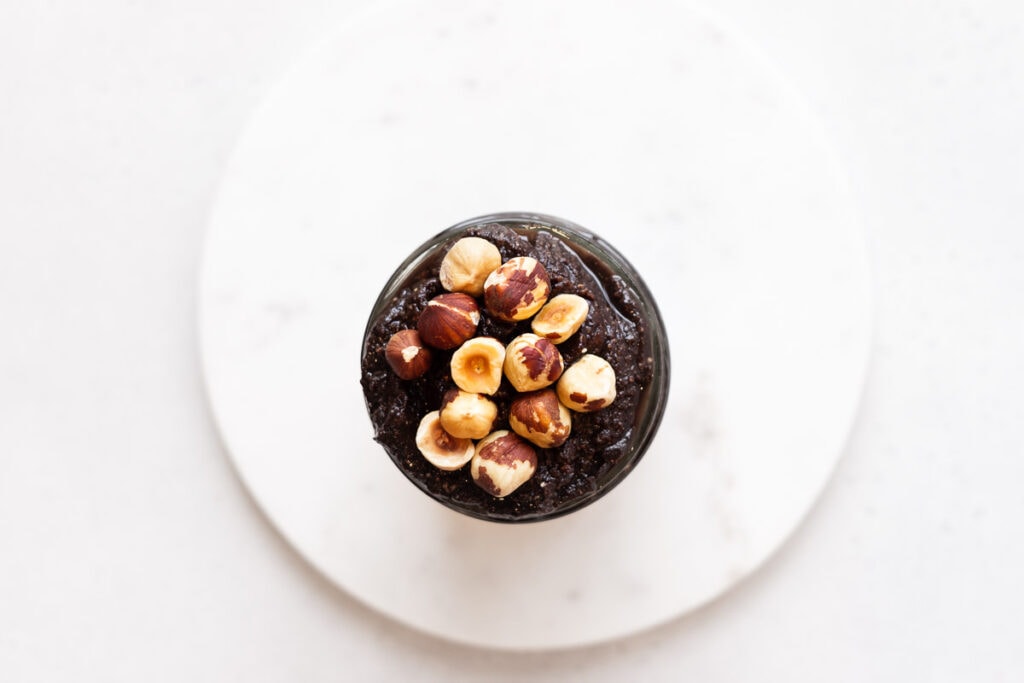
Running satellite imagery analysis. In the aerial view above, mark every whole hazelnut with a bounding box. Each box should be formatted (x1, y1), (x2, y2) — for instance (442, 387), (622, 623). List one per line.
(470, 430), (538, 498)
(417, 292), (480, 350)
(531, 294), (589, 344)
(415, 411), (475, 471)
(438, 388), (498, 440)
(483, 256), (551, 322)
(503, 333), (563, 392)
(450, 336), (505, 395)
(384, 329), (432, 380)
(509, 389), (572, 448)
(556, 354), (617, 412)
(439, 237), (502, 297)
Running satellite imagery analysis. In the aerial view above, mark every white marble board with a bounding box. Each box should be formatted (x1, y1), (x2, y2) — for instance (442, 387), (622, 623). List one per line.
(199, 0), (871, 650)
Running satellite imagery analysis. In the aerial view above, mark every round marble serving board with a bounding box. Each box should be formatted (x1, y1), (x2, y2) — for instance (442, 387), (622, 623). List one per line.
(199, 0), (871, 650)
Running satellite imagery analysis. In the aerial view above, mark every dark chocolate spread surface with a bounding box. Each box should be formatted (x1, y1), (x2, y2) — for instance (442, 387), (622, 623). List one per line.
(360, 222), (654, 520)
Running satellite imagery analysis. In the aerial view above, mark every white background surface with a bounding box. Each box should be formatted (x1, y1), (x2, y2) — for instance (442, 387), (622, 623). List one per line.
(0, 0), (1021, 680)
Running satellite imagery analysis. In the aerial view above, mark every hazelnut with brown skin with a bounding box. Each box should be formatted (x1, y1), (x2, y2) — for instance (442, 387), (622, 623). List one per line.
(384, 329), (432, 380)
(483, 256), (551, 322)
(417, 292), (480, 349)
(509, 389), (572, 448)
(504, 333), (563, 392)
(470, 430), (538, 498)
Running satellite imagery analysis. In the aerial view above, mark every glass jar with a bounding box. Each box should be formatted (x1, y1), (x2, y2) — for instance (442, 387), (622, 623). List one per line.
(361, 212), (670, 522)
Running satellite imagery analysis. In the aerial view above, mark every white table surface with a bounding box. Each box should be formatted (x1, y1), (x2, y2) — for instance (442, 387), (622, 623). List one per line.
(1, 0), (1021, 680)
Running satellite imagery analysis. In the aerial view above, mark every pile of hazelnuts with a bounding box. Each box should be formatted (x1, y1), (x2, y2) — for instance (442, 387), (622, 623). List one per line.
(384, 236), (617, 499)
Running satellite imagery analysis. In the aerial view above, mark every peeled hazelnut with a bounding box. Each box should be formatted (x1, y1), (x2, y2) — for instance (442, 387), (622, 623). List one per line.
(483, 256), (551, 322)
(450, 337), (505, 395)
(531, 294), (589, 344)
(509, 389), (572, 448)
(556, 354), (617, 412)
(439, 237), (502, 297)
(503, 333), (563, 392)
(438, 388), (497, 440)
(470, 430), (538, 498)
(417, 292), (480, 350)
(415, 411), (475, 471)
(384, 329), (433, 380)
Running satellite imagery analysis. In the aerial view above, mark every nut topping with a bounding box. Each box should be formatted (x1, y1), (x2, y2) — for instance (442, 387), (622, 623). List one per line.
(450, 336), (505, 395)
(415, 411), (475, 471)
(470, 431), (538, 497)
(503, 333), (563, 392)
(531, 294), (589, 344)
(483, 256), (551, 322)
(439, 237), (502, 297)
(509, 389), (572, 448)
(416, 292), (480, 350)
(377, 224), (648, 504)
(384, 329), (432, 380)
(556, 354), (617, 412)
(438, 388), (497, 440)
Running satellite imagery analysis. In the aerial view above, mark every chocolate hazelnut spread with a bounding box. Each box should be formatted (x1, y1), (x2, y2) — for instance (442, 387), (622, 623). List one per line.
(360, 219), (658, 521)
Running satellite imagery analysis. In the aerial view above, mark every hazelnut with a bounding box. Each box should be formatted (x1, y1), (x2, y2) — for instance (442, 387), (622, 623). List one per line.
(415, 411), (475, 471)
(503, 333), (563, 392)
(450, 336), (505, 395)
(470, 430), (538, 498)
(556, 354), (617, 412)
(439, 237), (502, 297)
(384, 329), (433, 380)
(531, 294), (589, 344)
(438, 388), (498, 440)
(509, 389), (572, 448)
(483, 256), (551, 322)
(417, 292), (480, 349)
